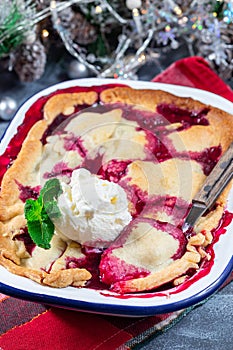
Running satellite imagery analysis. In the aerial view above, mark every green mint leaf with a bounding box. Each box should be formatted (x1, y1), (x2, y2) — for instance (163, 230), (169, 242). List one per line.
(27, 218), (54, 250)
(24, 179), (62, 250)
(24, 198), (42, 222)
(44, 199), (62, 219)
(40, 178), (62, 202)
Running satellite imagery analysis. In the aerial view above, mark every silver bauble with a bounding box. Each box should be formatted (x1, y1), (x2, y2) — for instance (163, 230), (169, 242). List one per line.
(201, 29), (213, 44)
(0, 96), (17, 121)
(67, 61), (90, 79)
(126, 0), (142, 10)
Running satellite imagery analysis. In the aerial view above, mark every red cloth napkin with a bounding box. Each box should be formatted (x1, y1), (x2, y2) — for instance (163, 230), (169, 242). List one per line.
(152, 56), (233, 102)
(0, 56), (233, 350)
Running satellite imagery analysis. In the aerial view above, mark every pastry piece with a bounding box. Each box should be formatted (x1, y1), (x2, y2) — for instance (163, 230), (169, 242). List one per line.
(99, 218), (189, 290)
(0, 84), (232, 293)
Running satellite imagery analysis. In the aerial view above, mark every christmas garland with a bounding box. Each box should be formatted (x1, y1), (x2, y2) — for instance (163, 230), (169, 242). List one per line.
(0, 0), (233, 82)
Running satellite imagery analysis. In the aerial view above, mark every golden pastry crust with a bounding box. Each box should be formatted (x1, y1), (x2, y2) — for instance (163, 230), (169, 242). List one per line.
(122, 158), (206, 202)
(100, 86), (233, 152)
(44, 91), (98, 122)
(0, 252), (91, 287)
(100, 86), (233, 214)
(0, 85), (232, 292)
(112, 250), (201, 293)
(108, 228), (217, 294)
(99, 87), (233, 293)
(0, 91), (98, 219)
(0, 91), (97, 288)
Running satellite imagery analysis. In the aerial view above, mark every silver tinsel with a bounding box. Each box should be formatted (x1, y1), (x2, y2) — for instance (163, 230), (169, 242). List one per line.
(197, 22), (233, 80)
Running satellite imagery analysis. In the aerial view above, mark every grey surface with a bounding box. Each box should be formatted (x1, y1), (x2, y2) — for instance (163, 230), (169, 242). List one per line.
(140, 283), (233, 350)
(0, 53), (232, 350)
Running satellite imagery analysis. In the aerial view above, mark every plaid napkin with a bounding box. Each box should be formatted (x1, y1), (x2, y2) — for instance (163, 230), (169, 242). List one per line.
(0, 56), (233, 350)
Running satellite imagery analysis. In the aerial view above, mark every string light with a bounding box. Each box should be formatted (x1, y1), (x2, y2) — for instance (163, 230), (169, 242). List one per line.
(137, 53), (146, 62)
(132, 8), (140, 16)
(178, 16), (188, 25)
(174, 6), (182, 16)
(50, 0), (56, 10)
(95, 5), (102, 14)
(42, 29), (49, 38)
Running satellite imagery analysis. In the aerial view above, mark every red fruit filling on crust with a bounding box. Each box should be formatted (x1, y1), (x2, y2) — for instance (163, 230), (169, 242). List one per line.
(99, 217), (187, 288)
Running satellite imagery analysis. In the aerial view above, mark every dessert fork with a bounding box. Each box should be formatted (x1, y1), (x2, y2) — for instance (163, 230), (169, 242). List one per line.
(182, 142), (233, 233)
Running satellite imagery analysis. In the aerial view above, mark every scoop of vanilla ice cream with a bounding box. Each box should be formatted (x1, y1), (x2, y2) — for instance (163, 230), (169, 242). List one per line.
(55, 168), (132, 247)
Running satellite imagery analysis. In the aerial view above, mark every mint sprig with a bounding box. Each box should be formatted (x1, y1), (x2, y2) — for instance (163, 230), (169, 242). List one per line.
(24, 179), (63, 249)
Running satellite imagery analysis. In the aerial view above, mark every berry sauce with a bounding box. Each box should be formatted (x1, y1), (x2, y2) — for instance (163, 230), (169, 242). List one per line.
(15, 181), (41, 202)
(120, 103), (209, 130)
(189, 145), (222, 176)
(66, 246), (108, 290)
(98, 160), (130, 183)
(43, 161), (74, 179)
(156, 104), (209, 128)
(13, 227), (36, 256)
